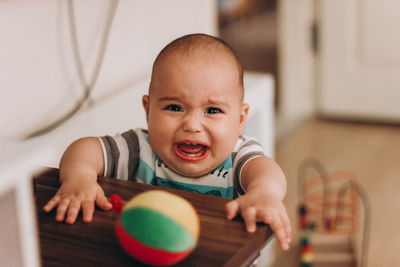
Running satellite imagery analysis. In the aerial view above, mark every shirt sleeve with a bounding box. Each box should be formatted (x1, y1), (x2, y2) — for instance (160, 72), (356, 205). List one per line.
(98, 129), (140, 181)
(232, 135), (265, 196)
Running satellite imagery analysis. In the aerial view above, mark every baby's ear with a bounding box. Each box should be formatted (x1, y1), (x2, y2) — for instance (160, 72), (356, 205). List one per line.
(142, 95), (150, 122)
(239, 103), (249, 134)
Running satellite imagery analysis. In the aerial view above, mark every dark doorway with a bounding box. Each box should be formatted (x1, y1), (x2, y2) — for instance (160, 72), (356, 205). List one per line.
(218, 0), (278, 109)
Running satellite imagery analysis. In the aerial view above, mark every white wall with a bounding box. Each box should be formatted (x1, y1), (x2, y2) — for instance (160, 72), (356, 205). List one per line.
(277, 0), (315, 136)
(0, 0), (217, 139)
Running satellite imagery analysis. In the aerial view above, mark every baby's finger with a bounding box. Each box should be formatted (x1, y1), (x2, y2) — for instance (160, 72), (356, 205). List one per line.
(96, 193), (112, 211)
(82, 200), (95, 223)
(43, 195), (61, 212)
(256, 211), (272, 224)
(225, 200), (239, 220)
(55, 198), (71, 222)
(65, 199), (81, 224)
(269, 215), (289, 250)
(242, 207), (257, 233)
(280, 212), (292, 244)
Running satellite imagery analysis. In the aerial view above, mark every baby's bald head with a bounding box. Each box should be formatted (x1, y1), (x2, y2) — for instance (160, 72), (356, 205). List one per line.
(149, 33), (244, 100)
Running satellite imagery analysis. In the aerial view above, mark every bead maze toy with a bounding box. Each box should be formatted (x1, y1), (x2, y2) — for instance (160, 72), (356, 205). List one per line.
(297, 158), (371, 267)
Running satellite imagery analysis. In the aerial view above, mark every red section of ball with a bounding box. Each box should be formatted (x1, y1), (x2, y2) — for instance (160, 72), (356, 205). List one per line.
(115, 219), (193, 266)
(110, 194), (123, 214)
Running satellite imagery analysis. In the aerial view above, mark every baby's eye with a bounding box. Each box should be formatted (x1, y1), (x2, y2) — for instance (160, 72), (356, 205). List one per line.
(165, 104), (182, 112)
(205, 107), (222, 114)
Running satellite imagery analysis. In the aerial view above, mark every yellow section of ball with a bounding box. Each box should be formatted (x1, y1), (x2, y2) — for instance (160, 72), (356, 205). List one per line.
(124, 190), (200, 241)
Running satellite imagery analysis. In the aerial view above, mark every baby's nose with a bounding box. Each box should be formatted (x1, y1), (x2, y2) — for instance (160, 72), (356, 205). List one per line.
(182, 111), (202, 133)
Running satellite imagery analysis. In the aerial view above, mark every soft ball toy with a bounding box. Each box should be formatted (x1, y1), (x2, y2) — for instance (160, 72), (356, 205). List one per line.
(110, 190), (200, 266)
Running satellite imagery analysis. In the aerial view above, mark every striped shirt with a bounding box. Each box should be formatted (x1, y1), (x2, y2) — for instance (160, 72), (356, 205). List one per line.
(98, 128), (265, 199)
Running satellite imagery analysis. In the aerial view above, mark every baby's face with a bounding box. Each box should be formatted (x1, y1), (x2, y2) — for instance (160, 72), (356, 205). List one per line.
(143, 54), (248, 177)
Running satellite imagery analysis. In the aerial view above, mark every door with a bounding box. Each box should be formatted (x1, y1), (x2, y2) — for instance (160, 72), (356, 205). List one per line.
(316, 0), (400, 122)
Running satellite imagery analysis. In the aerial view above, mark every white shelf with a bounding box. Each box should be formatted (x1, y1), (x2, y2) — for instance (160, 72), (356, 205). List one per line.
(0, 140), (53, 267)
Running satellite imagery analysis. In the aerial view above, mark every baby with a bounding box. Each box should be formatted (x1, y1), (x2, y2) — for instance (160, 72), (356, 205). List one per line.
(43, 33), (291, 250)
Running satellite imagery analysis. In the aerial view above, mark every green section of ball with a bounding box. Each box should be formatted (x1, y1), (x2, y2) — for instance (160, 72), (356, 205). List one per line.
(120, 206), (196, 252)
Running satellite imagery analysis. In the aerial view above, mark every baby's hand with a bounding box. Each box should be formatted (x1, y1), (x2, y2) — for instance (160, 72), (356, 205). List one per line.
(43, 178), (112, 224)
(225, 188), (291, 251)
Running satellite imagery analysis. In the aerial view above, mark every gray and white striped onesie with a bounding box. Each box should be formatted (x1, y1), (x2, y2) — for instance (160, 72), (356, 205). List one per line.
(98, 128), (265, 199)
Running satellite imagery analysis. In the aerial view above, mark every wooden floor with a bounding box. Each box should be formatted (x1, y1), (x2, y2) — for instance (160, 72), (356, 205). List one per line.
(268, 119), (400, 267)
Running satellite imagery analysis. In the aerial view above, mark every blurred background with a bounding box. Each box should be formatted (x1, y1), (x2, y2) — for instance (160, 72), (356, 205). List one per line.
(1, 0), (400, 266)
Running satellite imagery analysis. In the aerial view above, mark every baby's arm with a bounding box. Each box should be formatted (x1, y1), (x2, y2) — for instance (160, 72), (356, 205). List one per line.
(225, 156), (291, 250)
(43, 137), (112, 224)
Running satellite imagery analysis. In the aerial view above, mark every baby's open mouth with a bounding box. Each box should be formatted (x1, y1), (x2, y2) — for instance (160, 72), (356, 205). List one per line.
(174, 142), (209, 162)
